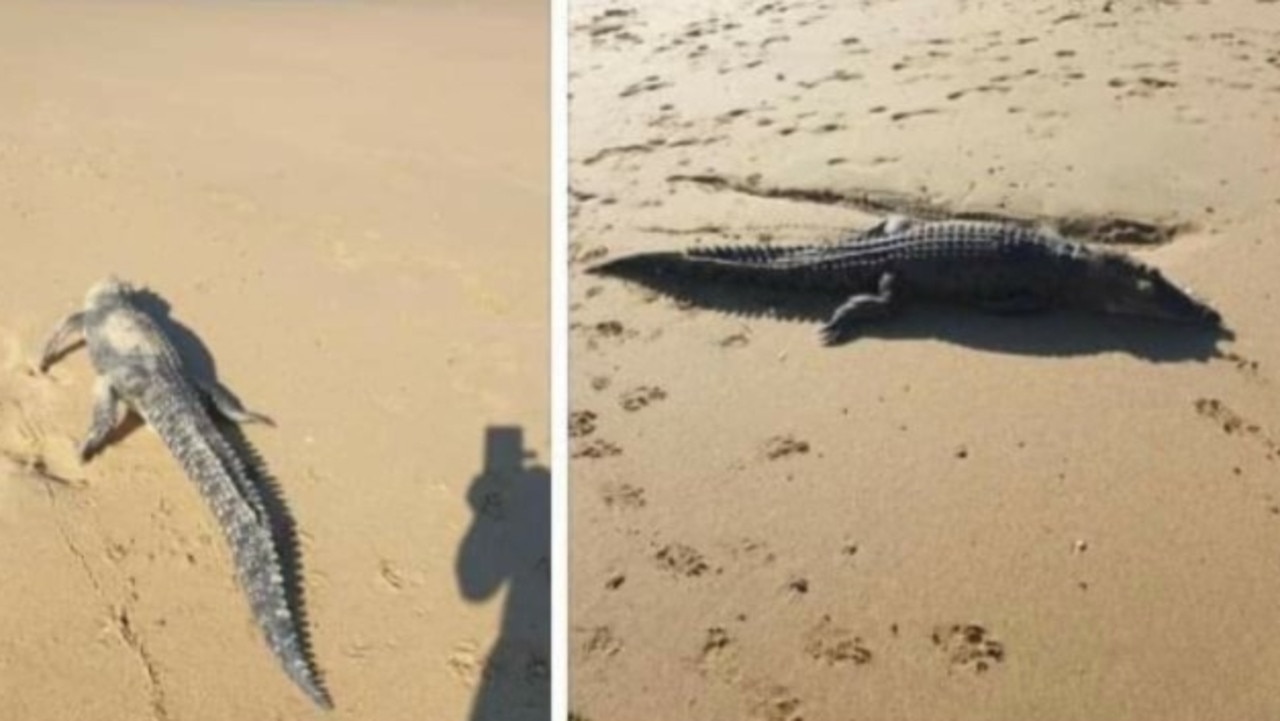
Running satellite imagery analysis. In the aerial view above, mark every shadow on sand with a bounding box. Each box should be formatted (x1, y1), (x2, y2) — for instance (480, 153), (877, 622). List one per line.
(594, 271), (1231, 362)
(457, 426), (551, 721)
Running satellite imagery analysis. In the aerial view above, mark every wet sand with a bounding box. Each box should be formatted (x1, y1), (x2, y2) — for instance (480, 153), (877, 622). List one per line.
(570, 1), (1280, 720)
(0, 2), (547, 719)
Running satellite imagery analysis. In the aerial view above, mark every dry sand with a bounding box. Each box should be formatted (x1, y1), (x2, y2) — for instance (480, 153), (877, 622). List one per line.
(0, 2), (547, 720)
(570, 1), (1280, 720)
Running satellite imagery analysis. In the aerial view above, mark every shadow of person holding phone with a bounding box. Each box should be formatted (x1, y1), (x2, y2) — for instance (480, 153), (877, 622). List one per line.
(456, 426), (551, 721)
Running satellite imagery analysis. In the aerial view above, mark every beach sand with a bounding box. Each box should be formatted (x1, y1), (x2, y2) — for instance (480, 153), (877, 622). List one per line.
(570, 1), (1280, 720)
(0, 2), (547, 719)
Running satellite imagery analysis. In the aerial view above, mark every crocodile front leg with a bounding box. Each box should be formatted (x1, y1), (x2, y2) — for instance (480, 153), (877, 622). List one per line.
(38, 311), (85, 372)
(200, 380), (274, 426)
(80, 376), (122, 461)
(820, 272), (899, 345)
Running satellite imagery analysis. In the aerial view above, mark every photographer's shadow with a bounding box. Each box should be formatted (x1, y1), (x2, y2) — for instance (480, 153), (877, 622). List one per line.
(456, 426), (551, 721)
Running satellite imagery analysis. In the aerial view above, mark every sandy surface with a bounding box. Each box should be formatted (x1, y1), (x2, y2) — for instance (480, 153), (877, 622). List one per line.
(0, 2), (547, 720)
(570, 1), (1280, 720)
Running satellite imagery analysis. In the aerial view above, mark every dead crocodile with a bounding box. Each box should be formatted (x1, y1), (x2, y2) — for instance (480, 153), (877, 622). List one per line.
(38, 277), (331, 709)
(588, 218), (1221, 344)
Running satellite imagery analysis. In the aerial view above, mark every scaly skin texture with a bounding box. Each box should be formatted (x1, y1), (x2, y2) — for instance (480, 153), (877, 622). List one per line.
(38, 277), (331, 709)
(589, 219), (1221, 343)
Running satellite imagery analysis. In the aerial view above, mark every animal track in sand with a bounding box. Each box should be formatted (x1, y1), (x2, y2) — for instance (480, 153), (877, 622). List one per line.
(447, 642), (483, 685)
(569, 410), (598, 439)
(619, 385), (668, 412)
(796, 68), (863, 90)
(1194, 397), (1280, 459)
(570, 244), (609, 266)
(933, 624), (1005, 673)
(581, 625), (624, 659)
(580, 139), (668, 166)
(619, 75), (671, 98)
(588, 319), (626, 337)
(889, 108), (943, 122)
(654, 542), (714, 577)
(763, 435), (810, 460)
(573, 7), (640, 49)
(1219, 351), (1263, 380)
(724, 537), (777, 566)
(696, 626), (739, 679)
(572, 439), (623, 460)
(804, 616), (873, 666)
(575, 319), (639, 349)
(746, 682), (803, 721)
(785, 576), (810, 596)
(1110, 75), (1179, 99)
(376, 559), (410, 592)
(601, 483), (647, 510)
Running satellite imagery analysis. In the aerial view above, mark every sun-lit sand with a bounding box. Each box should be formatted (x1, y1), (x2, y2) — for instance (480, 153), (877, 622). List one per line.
(570, 1), (1280, 720)
(0, 2), (547, 719)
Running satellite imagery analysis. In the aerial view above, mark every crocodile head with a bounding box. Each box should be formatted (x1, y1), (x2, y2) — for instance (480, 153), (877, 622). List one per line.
(1084, 254), (1220, 325)
(84, 275), (135, 310)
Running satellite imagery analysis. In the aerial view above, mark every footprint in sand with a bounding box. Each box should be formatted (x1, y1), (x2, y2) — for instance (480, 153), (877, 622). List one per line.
(932, 624), (1005, 673)
(619, 385), (667, 412)
(581, 625), (624, 659)
(889, 108), (943, 122)
(763, 435), (810, 460)
(785, 576), (810, 596)
(746, 682), (803, 721)
(804, 616), (873, 666)
(1219, 351), (1263, 380)
(619, 75), (672, 98)
(1194, 397), (1278, 457)
(653, 542), (714, 577)
(569, 410), (598, 438)
(447, 641), (483, 686)
(572, 439), (623, 460)
(571, 244), (610, 266)
(601, 483), (646, 510)
(577, 319), (639, 349)
(695, 626), (741, 680)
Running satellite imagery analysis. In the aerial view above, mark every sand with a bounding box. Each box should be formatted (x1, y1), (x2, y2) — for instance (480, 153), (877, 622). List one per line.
(0, 2), (547, 720)
(570, 1), (1280, 720)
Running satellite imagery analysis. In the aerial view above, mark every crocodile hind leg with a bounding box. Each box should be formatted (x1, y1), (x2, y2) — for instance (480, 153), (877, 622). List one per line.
(38, 312), (85, 372)
(80, 377), (122, 461)
(201, 380), (274, 426)
(820, 272), (899, 345)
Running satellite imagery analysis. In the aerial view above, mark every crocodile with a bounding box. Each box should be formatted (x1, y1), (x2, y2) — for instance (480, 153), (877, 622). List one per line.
(588, 218), (1222, 344)
(38, 277), (332, 709)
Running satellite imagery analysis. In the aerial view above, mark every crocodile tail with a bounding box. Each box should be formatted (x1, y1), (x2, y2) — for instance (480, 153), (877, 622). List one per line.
(214, 416), (334, 710)
(586, 251), (693, 279)
(587, 246), (809, 281)
(143, 388), (333, 709)
(227, 499), (334, 709)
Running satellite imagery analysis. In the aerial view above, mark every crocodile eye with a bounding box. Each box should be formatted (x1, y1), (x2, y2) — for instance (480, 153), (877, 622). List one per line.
(1136, 278), (1154, 293)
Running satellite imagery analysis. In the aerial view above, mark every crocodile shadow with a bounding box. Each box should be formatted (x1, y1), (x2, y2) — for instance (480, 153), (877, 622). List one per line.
(128, 287), (332, 702)
(456, 426), (551, 721)
(592, 271), (1231, 362)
